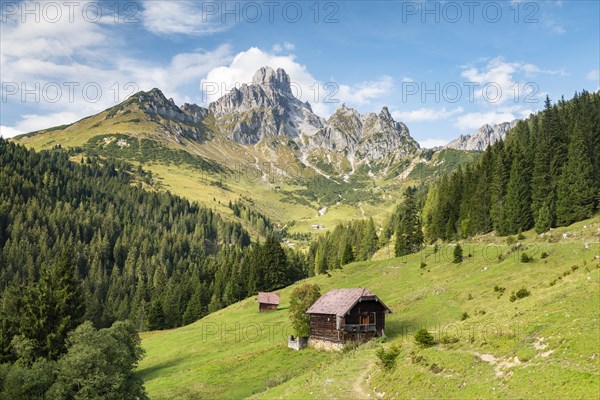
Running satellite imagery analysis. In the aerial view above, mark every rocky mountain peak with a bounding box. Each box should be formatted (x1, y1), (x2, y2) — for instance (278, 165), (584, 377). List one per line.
(251, 66), (291, 92)
(208, 66), (325, 144)
(379, 106), (393, 121)
(445, 120), (518, 151)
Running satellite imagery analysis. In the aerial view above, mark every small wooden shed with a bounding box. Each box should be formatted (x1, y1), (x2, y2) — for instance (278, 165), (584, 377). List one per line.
(257, 292), (280, 313)
(306, 288), (391, 344)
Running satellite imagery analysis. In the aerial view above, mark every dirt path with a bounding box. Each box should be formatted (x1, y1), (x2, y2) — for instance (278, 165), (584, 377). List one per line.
(351, 360), (374, 399)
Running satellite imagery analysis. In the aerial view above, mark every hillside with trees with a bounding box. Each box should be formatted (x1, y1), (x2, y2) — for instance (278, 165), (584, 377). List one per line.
(0, 140), (310, 356)
(422, 91), (600, 241)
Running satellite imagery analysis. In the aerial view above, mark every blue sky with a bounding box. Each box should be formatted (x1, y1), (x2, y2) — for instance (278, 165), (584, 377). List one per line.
(1, 0), (599, 146)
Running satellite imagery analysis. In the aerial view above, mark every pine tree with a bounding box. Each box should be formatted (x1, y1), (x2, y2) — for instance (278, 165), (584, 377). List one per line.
(147, 301), (166, 331)
(556, 121), (596, 225)
(394, 187), (423, 257)
(18, 252), (85, 361)
(358, 218), (378, 260)
(183, 289), (204, 325)
(453, 244), (463, 263)
(340, 242), (355, 266)
(502, 146), (533, 235)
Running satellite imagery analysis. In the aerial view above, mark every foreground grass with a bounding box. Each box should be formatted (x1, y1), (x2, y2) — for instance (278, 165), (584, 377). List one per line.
(139, 217), (600, 399)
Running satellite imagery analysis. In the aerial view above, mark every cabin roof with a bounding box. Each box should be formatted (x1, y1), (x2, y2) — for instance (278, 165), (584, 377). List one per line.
(306, 288), (391, 317)
(257, 292), (280, 305)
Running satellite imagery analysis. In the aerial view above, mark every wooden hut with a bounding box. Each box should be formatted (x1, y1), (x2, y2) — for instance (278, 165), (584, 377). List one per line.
(257, 292), (280, 312)
(306, 288), (391, 346)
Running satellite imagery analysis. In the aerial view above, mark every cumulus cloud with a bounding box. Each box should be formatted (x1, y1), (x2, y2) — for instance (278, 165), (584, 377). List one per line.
(200, 47), (394, 116)
(455, 111), (517, 131)
(0, 112), (80, 138)
(460, 57), (562, 106)
(392, 107), (464, 122)
(0, 0), (235, 136)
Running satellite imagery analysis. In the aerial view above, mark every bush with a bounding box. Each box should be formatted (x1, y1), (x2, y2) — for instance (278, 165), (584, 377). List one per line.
(460, 312), (469, 321)
(440, 335), (459, 344)
(541, 252), (549, 259)
(506, 236), (516, 245)
(420, 261), (427, 269)
(289, 284), (321, 337)
(414, 328), (436, 347)
(375, 345), (401, 371)
(509, 288), (531, 302)
(453, 244), (463, 263)
(517, 232), (526, 240)
(493, 285), (506, 293)
(520, 253), (532, 263)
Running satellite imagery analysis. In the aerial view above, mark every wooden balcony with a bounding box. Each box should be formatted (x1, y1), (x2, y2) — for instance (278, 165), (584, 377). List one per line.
(342, 323), (376, 333)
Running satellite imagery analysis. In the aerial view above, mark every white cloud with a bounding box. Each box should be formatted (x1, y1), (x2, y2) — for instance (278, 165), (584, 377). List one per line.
(392, 107), (464, 122)
(0, 112), (80, 138)
(460, 57), (565, 106)
(273, 42), (296, 53)
(141, 1), (230, 36)
(455, 111), (517, 131)
(419, 138), (450, 148)
(0, 0), (236, 135)
(587, 69), (599, 81)
(201, 47), (393, 116)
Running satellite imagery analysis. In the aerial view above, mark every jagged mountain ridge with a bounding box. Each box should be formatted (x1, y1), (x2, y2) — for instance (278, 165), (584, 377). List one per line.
(445, 120), (518, 151)
(129, 66), (421, 171)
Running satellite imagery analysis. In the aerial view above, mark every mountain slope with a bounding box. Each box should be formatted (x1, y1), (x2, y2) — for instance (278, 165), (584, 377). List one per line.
(11, 67), (477, 237)
(139, 218), (600, 399)
(445, 120), (518, 151)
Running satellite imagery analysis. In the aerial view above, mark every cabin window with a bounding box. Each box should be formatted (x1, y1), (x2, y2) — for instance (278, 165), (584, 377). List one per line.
(360, 313), (376, 325)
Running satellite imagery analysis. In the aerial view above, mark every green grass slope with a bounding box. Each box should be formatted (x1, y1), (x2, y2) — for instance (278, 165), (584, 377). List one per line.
(139, 217), (600, 399)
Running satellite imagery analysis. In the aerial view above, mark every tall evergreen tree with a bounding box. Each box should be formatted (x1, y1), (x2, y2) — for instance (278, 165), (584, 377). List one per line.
(502, 145), (533, 234)
(556, 121), (596, 225)
(18, 252), (85, 361)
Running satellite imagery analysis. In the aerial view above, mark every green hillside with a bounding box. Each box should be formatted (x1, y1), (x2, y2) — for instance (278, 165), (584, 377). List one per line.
(139, 217), (600, 399)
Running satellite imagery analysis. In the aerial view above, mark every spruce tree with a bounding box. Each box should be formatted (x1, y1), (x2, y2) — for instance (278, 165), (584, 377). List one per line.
(340, 242), (355, 266)
(18, 252), (85, 361)
(502, 146), (533, 234)
(556, 122), (596, 225)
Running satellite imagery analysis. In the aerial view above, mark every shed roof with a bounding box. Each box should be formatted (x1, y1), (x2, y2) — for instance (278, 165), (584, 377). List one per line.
(306, 288), (391, 317)
(257, 292), (280, 305)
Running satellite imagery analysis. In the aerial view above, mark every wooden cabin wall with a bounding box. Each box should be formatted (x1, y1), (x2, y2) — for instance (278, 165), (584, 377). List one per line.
(309, 314), (339, 342)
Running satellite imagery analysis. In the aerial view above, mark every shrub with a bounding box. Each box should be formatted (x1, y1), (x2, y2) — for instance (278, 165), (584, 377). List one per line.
(375, 345), (401, 371)
(453, 244), (463, 263)
(414, 328), (436, 347)
(520, 253), (532, 263)
(517, 232), (526, 240)
(509, 288), (531, 302)
(493, 285), (506, 293)
(440, 335), (459, 344)
(506, 236), (516, 245)
(460, 312), (469, 321)
(541, 252), (549, 259)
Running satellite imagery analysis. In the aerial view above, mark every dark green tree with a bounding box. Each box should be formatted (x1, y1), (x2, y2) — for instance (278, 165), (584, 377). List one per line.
(453, 244), (463, 263)
(288, 284), (321, 338)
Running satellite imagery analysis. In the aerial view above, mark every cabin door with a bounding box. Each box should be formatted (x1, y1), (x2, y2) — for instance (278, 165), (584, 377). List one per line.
(360, 314), (369, 325)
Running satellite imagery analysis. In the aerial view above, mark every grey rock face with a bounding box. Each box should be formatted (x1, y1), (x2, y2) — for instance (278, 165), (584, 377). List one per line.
(133, 89), (209, 141)
(208, 67), (325, 144)
(306, 104), (419, 163)
(446, 120), (518, 151)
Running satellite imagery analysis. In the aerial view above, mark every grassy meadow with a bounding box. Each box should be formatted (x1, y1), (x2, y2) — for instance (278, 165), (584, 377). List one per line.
(139, 217), (600, 399)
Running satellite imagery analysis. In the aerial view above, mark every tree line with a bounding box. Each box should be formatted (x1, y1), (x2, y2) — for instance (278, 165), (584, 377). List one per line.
(422, 91), (600, 241)
(0, 140), (309, 363)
